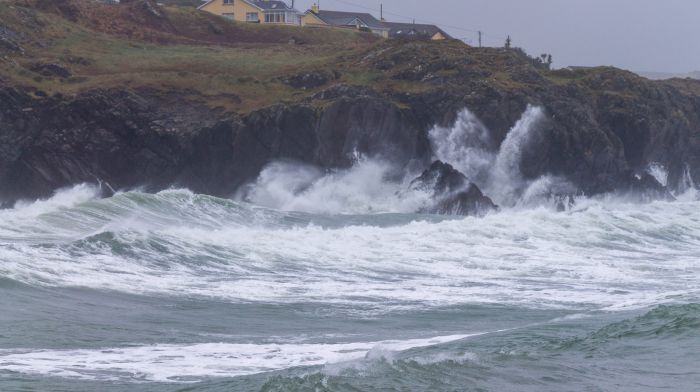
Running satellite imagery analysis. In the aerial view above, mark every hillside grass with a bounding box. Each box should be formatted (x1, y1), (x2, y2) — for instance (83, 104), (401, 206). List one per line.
(6, 0), (692, 114)
(0, 0), (383, 111)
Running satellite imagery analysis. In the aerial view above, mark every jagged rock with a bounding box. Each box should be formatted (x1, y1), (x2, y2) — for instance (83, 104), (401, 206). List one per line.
(284, 71), (334, 90)
(29, 63), (72, 78)
(0, 37), (22, 53)
(308, 84), (379, 101)
(141, 0), (163, 18)
(626, 173), (675, 202)
(0, 87), (427, 204)
(1, 6), (700, 207)
(34, 0), (81, 21)
(0, 26), (25, 53)
(410, 161), (498, 216)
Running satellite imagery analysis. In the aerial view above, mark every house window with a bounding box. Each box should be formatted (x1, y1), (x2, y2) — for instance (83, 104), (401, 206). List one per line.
(222, 12), (234, 20)
(246, 12), (259, 22)
(223, 0), (233, 4)
(264, 11), (285, 23)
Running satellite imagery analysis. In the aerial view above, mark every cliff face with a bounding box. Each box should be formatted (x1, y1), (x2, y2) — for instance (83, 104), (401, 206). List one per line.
(0, 87), (433, 203)
(1, 0), (700, 205)
(2, 72), (699, 205)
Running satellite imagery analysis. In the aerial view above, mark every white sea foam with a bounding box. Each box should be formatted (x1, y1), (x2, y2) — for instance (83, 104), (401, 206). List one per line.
(429, 109), (494, 185)
(1, 189), (699, 313)
(488, 105), (544, 204)
(10, 183), (101, 215)
(242, 105), (568, 215)
(429, 106), (575, 207)
(0, 334), (470, 382)
(239, 158), (432, 214)
(647, 163), (669, 188)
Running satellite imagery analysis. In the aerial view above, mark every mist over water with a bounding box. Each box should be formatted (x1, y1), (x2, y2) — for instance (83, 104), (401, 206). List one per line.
(1, 107), (699, 391)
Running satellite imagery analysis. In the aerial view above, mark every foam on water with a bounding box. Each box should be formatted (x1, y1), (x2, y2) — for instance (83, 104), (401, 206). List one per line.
(0, 188), (699, 313)
(238, 159), (432, 214)
(2, 106), (700, 389)
(0, 334), (471, 382)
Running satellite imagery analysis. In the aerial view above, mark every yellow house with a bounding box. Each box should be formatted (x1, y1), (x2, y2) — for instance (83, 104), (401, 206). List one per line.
(198, 0), (301, 25)
(301, 5), (390, 38)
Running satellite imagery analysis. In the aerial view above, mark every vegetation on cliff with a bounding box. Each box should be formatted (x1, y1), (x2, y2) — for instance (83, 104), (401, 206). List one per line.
(5, 0), (697, 112)
(1, 0), (699, 206)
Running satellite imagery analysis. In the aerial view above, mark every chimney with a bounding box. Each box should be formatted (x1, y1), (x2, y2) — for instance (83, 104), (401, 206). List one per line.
(311, 2), (319, 13)
(380, 4), (384, 21)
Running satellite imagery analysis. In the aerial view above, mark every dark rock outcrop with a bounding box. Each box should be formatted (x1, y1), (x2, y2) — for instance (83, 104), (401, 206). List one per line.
(284, 70), (337, 90)
(410, 161), (498, 216)
(0, 26), (25, 53)
(1, 36), (700, 208)
(626, 173), (675, 202)
(29, 63), (72, 78)
(0, 87), (429, 204)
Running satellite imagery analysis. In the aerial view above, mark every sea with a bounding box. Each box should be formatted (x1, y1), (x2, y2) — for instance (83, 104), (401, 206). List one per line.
(1, 107), (699, 391)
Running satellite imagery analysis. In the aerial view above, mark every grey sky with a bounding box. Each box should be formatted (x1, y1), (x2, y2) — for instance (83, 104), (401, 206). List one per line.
(294, 0), (700, 73)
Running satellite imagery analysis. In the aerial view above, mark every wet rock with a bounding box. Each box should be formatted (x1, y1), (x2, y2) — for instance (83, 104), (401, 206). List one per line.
(410, 161), (498, 216)
(0, 87), (430, 205)
(625, 173), (675, 202)
(1, 35), (700, 207)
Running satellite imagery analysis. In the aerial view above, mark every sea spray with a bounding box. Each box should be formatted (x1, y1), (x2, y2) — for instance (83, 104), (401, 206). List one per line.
(429, 109), (495, 186)
(242, 106), (571, 215)
(238, 158), (432, 214)
(647, 163), (669, 188)
(487, 105), (545, 205)
(429, 106), (575, 207)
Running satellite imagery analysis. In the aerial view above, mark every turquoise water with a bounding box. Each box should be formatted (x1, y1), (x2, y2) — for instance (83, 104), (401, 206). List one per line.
(1, 186), (699, 391)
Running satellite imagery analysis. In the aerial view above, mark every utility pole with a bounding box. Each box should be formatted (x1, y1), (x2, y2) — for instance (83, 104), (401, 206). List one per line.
(380, 3), (383, 21)
(478, 31), (482, 48)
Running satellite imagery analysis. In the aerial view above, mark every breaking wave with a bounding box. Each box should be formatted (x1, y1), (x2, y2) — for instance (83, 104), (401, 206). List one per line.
(236, 159), (432, 214)
(241, 105), (586, 215)
(0, 334), (472, 382)
(430, 105), (576, 207)
(2, 106), (700, 391)
(1, 186), (699, 312)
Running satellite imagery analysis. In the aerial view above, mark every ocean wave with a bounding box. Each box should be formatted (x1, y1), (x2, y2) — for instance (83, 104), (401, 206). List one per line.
(561, 303), (700, 350)
(0, 187), (699, 313)
(0, 334), (471, 383)
(258, 304), (700, 392)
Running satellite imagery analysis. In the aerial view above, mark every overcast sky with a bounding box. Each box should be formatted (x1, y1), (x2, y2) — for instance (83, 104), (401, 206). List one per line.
(293, 0), (700, 73)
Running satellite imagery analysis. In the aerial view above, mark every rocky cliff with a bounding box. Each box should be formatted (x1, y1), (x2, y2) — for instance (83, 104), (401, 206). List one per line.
(1, 0), (699, 208)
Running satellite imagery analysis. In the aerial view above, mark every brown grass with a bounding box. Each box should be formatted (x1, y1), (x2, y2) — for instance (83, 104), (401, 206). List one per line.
(0, 0), (384, 111)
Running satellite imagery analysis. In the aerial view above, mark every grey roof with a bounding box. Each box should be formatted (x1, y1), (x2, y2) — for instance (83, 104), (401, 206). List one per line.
(248, 0), (295, 11)
(384, 22), (451, 39)
(312, 10), (388, 30)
